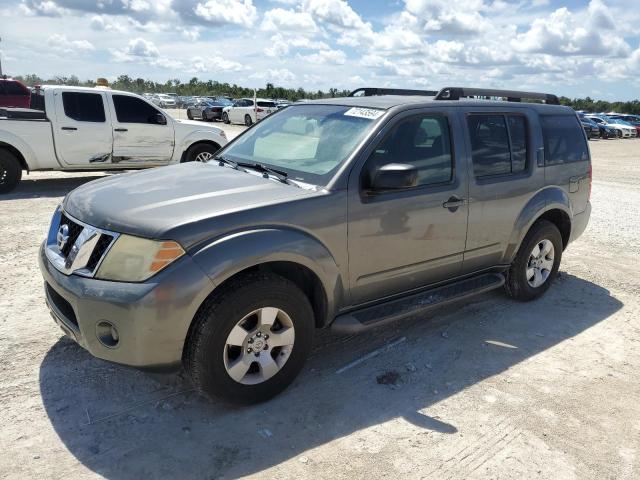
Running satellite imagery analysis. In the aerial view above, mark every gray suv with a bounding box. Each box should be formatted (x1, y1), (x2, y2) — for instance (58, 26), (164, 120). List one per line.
(39, 87), (591, 404)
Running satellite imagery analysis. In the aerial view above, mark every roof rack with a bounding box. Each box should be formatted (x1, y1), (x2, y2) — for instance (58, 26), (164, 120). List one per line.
(434, 87), (560, 105)
(349, 87), (438, 97)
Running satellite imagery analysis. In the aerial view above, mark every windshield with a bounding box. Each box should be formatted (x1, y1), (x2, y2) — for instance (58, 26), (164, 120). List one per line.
(216, 104), (383, 185)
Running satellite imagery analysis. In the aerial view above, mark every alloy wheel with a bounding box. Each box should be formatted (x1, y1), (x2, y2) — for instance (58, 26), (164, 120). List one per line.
(526, 239), (555, 288)
(223, 307), (295, 385)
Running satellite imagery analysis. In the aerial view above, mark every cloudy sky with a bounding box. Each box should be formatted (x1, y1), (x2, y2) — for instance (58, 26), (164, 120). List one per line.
(1, 0), (639, 100)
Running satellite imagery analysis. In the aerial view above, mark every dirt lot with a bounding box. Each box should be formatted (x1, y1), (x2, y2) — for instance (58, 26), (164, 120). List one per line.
(1, 136), (639, 480)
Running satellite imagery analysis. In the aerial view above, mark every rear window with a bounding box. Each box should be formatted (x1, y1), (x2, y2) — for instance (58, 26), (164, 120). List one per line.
(467, 114), (528, 177)
(62, 92), (106, 122)
(2, 81), (29, 96)
(257, 101), (276, 108)
(541, 115), (589, 165)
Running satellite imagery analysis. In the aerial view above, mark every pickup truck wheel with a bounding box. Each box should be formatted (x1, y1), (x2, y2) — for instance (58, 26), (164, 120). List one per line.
(505, 220), (562, 301)
(244, 114), (253, 127)
(184, 273), (314, 404)
(185, 143), (220, 162)
(0, 150), (22, 194)
(222, 112), (230, 124)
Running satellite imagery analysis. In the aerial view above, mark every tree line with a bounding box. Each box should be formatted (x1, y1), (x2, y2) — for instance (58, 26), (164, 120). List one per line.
(13, 73), (640, 114)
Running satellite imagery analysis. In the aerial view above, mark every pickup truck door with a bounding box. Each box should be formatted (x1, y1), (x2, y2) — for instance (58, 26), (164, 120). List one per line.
(347, 108), (469, 304)
(107, 94), (174, 165)
(52, 90), (114, 165)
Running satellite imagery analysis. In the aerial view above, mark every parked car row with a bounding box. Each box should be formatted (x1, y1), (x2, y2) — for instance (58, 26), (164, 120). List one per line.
(578, 111), (639, 139)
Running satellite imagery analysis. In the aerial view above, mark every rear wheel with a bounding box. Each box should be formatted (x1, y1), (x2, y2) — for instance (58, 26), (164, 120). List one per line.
(0, 149), (22, 194)
(244, 114), (253, 127)
(187, 109), (193, 120)
(505, 220), (562, 301)
(184, 273), (314, 404)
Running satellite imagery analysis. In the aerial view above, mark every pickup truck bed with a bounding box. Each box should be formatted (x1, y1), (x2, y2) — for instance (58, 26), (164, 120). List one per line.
(0, 108), (47, 120)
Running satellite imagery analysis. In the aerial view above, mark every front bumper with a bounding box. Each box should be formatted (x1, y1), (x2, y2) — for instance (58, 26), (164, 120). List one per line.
(39, 242), (215, 369)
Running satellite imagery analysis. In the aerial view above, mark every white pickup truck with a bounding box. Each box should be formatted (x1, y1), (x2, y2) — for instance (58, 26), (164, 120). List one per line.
(0, 86), (228, 193)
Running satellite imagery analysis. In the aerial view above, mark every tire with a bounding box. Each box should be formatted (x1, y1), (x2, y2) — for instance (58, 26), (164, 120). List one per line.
(184, 273), (315, 404)
(504, 220), (562, 301)
(0, 149), (22, 194)
(184, 143), (220, 163)
(222, 112), (230, 124)
(187, 110), (193, 120)
(244, 114), (253, 127)
(617, 129), (622, 138)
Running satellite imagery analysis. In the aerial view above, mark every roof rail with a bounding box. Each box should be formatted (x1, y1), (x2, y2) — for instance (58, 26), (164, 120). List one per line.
(349, 87), (438, 97)
(434, 87), (560, 105)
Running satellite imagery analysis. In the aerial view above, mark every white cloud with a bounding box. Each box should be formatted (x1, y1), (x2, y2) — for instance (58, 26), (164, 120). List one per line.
(47, 34), (94, 54)
(189, 56), (245, 73)
(264, 33), (329, 57)
(403, 0), (489, 35)
(261, 8), (317, 32)
(19, 0), (65, 16)
(193, 0), (257, 27)
(303, 0), (369, 29)
(250, 68), (297, 84)
(299, 48), (347, 65)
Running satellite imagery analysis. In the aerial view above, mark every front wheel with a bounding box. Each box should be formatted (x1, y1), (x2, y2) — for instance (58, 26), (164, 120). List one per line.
(222, 112), (230, 124)
(505, 220), (562, 301)
(185, 143), (220, 163)
(184, 273), (314, 404)
(187, 110), (193, 120)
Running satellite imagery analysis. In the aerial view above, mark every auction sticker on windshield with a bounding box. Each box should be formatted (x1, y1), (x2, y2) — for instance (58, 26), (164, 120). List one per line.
(344, 107), (385, 120)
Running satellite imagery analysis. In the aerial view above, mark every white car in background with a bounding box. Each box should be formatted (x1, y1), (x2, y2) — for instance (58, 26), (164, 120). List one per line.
(586, 115), (636, 138)
(222, 98), (277, 126)
(154, 94), (177, 109)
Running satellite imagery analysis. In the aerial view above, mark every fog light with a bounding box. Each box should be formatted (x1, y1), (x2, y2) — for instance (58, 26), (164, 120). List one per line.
(96, 321), (119, 348)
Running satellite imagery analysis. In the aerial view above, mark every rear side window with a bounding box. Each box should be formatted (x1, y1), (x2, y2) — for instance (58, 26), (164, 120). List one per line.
(541, 115), (589, 165)
(113, 95), (161, 124)
(467, 114), (528, 177)
(62, 92), (106, 122)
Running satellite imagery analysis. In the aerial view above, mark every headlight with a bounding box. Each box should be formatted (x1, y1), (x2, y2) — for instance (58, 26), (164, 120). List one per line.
(96, 235), (185, 282)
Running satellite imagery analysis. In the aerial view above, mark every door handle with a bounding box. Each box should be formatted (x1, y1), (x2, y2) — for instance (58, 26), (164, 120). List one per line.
(443, 196), (466, 209)
(114, 128), (128, 132)
(61, 127), (77, 131)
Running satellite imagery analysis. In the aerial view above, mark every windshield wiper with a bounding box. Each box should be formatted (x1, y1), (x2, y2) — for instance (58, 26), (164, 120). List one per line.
(236, 162), (289, 184)
(213, 155), (238, 169)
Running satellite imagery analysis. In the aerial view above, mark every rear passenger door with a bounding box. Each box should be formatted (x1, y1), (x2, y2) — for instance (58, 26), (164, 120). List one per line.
(347, 108), (469, 304)
(540, 115), (590, 215)
(461, 108), (545, 273)
(52, 91), (114, 166)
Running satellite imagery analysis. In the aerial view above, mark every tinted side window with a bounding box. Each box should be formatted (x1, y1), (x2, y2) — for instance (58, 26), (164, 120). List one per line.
(468, 114), (529, 177)
(468, 115), (511, 176)
(508, 116), (527, 173)
(365, 114), (453, 188)
(541, 115), (589, 165)
(62, 92), (106, 122)
(257, 101), (276, 107)
(113, 95), (161, 124)
(4, 81), (28, 95)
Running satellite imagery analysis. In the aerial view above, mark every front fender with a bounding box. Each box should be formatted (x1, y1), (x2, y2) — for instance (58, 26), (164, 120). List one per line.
(190, 228), (344, 324)
(503, 187), (572, 263)
(175, 129), (227, 161)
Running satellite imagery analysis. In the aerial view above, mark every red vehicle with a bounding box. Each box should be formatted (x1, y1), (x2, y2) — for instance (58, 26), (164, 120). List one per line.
(0, 78), (30, 108)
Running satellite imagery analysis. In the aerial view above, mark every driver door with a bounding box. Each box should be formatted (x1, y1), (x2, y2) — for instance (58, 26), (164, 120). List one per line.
(347, 108), (469, 304)
(108, 94), (175, 165)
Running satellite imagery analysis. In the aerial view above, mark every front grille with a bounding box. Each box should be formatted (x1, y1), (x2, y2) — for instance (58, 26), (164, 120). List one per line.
(86, 233), (114, 271)
(46, 282), (78, 327)
(59, 213), (83, 257)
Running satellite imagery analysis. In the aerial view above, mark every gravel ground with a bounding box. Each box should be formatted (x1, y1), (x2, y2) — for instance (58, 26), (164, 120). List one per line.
(0, 136), (639, 480)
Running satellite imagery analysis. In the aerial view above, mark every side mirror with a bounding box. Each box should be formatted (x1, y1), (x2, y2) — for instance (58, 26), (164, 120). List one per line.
(155, 113), (167, 125)
(371, 163), (418, 191)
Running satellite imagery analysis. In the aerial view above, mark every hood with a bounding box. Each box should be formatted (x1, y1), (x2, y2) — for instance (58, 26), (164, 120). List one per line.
(63, 163), (319, 243)
(174, 118), (222, 132)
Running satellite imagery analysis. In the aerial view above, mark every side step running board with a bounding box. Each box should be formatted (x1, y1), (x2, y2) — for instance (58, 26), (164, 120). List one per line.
(331, 273), (505, 334)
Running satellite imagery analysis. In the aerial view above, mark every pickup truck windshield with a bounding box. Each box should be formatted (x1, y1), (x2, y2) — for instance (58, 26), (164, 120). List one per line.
(218, 104), (383, 185)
